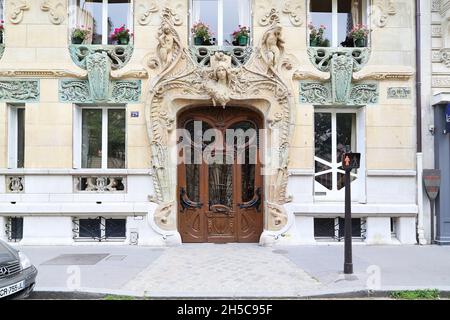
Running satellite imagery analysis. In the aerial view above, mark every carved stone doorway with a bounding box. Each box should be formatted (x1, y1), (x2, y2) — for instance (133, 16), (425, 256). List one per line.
(178, 107), (264, 243)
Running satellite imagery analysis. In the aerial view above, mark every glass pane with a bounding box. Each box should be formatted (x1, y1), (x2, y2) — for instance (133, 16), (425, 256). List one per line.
(337, 171), (357, 190)
(107, 109), (126, 169)
(105, 219), (126, 237)
(223, 0), (251, 45)
(310, 0), (332, 46)
(338, 218), (362, 238)
(17, 108), (25, 168)
(107, 0), (132, 45)
(192, 0), (218, 44)
(314, 218), (335, 238)
(338, 0), (354, 45)
(314, 112), (332, 163)
(241, 146), (256, 202)
(77, 0), (103, 44)
(336, 113), (356, 163)
(79, 218), (101, 238)
(186, 164), (201, 202)
(315, 172), (333, 191)
(209, 163), (233, 208)
(10, 218), (24, 241)
(82, 109), (102, 168)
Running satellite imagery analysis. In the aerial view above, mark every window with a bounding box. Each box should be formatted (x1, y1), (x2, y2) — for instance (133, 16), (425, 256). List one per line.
(314, 217), (365, 241)
(314, 110), (363, 201)
(79, 107), (126, 169)
(190, 0), (251, 46)
(0, 1), (4, 44)
(70, 0), (133, 45)
(73, 217), (126, 241)
(8, 105), (25, 169)
(6, 217), (24, 242)
(308, 0), (368, 47)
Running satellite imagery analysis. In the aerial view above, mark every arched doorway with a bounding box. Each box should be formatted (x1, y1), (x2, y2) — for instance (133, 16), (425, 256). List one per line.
(177, 106), (264, 243)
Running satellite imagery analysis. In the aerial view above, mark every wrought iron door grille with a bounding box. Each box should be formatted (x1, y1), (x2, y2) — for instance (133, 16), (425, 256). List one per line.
(72, 217), (126, 242)
(5, 217), (24, 242)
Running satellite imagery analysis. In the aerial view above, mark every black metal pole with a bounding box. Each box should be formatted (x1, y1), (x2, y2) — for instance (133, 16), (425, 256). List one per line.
(344, 168), (353, 274)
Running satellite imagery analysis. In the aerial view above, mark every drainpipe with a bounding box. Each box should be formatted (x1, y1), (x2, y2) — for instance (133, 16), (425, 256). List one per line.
(416, 0), (427, 245)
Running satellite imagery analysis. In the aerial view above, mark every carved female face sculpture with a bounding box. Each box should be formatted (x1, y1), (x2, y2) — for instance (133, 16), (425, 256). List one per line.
(216, 66), (228, 82)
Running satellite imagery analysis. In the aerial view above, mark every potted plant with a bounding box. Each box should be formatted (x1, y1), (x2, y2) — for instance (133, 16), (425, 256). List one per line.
(71, 25), (91, 44)
(0, 20), (4, 44)
(111, 25), (133, 45)
(191, 22), (214, 46)
(308, 23), (329, 47)
(231, 25), (250, 46)
(349, 24), (370, 47)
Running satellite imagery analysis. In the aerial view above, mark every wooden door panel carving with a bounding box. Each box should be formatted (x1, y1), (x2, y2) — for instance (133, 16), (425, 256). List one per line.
(178, 107), (263, 243)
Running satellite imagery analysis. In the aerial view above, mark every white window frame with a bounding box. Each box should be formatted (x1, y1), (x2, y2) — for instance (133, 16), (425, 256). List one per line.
(70, 0), (134, 45)
(307, 0), (370, 47)
(7, 104), (25, 169)
(313, 107), (366, 203)
(74, 105), (127, 169)
(189, 0), (252, 46)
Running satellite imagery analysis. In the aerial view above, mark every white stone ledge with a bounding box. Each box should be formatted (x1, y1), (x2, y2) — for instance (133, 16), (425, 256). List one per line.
(288, 169), (315, 176)
(366, 170), (417, 177)
(0, 169), (152, 175)
(432, 92), (450, 105)
(0, 202), (152, 215)
(286, 203), (418, 216)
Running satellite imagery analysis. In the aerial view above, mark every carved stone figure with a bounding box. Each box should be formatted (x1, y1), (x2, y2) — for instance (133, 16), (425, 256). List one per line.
(158, 23), (176, 66)
(261, 25), (285, 67)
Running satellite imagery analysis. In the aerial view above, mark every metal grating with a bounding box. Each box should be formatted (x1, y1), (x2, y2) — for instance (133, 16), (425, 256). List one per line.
(0, 261), (22, 280)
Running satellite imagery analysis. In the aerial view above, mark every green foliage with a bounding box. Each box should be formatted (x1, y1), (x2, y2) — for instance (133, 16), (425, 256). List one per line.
(72, 26), (91, 40)
(104, 295), (136, 300)
(390, 289), (440, 300)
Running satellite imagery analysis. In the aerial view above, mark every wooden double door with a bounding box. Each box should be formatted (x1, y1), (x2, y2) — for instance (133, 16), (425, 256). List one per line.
(178, 107), (264, 243)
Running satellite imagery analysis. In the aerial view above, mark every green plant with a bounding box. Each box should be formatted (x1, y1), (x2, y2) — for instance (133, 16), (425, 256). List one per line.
(308, 23), (329, 47)
(349, 24), (370, 40)
(72, 25), (91, 41)
(191, 22), (213, 42)
(390, 289), (440, 300)
(104, 295), (136, 300)
(110, 25), (133, 44)
(232, 25), (250, 41)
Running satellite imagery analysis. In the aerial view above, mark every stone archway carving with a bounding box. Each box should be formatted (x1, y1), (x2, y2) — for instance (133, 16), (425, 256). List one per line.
(145, 8), (297, 245)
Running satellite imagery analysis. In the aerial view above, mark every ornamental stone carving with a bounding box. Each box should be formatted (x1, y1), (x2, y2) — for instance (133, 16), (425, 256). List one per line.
(75, 176), (126, 192)
(259, 2), (304, 27)
(138, 0), (183, 26)
(86, 52), (111, 102)
(69, 45), (134, 71)
(41, 0), (66, 25)
(7, 176), (24, 193)
(0, 80), (39, 102)
(146, 8), (296, 242)
(372, 0), (397, 28)
(9, 0), (29, 24)
(59, 80), (141, 103)
(299, 82), (378, 106)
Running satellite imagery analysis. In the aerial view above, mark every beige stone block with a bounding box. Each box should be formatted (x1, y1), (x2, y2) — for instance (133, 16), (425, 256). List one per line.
(40, 79), (61, 103)
(127, 124), (150, 148)
(134, 26), (159, 49)
(27, 124), (72, 147)
(366, 148), (415, 170)
(2, 48), (37, 63)
(288, 147), (314, 169)
(282, 27), (307, 53)
(366, 126), (415, 149)
(25, 146), (72, 168)
(4, 24), (27, 47)
(291, 125), (313, 148)
(27, 25), (68, 48)
(25, 103), (72, 126)
(371, 28), (413, 52)
(36, 48), (73, 64)
(295, 106), (314, 126)
(366, 105), (415, 127)
(127, 146), (151, 169)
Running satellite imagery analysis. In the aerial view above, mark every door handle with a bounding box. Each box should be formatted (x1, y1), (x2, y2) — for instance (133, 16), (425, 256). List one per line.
(238, 188), (261, 210)
(180, 187), (203, 210)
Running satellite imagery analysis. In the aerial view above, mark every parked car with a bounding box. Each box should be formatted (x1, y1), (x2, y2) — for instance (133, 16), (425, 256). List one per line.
(0, 240), (37, 299)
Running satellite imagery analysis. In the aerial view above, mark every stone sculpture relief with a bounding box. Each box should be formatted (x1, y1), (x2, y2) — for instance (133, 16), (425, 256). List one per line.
(372, 0), (397, 28)
(146, 7), (297, 242)
(0, 80), (39, 102)
(41, 0), (66, 25)
(138, 0), (183, 26)
(9, 0), (29, 24)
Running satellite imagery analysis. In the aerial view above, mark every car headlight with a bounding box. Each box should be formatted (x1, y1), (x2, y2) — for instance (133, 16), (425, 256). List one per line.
(18, 251), (32, 270)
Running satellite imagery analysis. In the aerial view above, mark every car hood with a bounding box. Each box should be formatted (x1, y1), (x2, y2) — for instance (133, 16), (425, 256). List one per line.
(0, 240), (19, 264)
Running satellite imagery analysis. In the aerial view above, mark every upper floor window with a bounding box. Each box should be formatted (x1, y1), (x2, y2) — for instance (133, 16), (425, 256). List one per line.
(70, 0), (133, 45)
(0, 1), (4, 44)
(190, 0), (251, 46)
(308, 0), (369, 48)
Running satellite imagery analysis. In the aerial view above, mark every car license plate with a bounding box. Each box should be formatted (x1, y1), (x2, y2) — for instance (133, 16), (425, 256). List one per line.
(0, 281), (25, 298)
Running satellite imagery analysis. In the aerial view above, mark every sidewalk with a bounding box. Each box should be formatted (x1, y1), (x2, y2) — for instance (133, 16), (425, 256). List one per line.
(16, 244), (450, 298)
